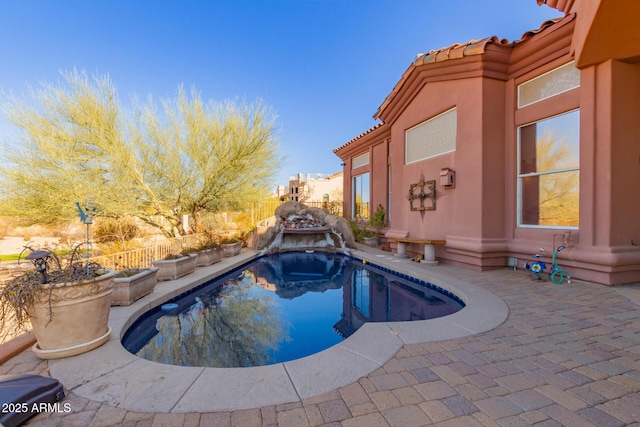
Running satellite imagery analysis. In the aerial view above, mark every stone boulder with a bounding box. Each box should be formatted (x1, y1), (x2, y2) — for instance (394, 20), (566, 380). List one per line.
(323, 215), (356, 248)
(254, 215), (282, 250)
(274, 201), (304, 219)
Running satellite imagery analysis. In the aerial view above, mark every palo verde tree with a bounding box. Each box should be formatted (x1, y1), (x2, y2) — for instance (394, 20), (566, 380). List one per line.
(0, 70), (281, 237)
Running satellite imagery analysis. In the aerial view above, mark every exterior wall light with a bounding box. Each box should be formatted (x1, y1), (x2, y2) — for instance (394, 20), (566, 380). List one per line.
(440, 168), (456, 188)
(25, 249), (54, 284)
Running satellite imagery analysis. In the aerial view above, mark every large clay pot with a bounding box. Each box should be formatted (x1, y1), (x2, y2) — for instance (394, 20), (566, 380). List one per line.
(111, 268), (159, 306)
(28, 270), (115, 359)
(152, 254), (197, 281)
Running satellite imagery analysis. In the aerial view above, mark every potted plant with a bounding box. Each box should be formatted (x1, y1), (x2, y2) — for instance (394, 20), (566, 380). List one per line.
(370, 205), (386, 234)
(151, 252), (197, 281)
(192, 234), (223, 267)
(349, 217), (378, 247)
(362, 234), (379, 247)
(366, 204), (386, 247)
(220, 236), (242, 257)
(0, 248), (115, 359)
(111, 267), (159, 306)
(194, 245), (223, 266)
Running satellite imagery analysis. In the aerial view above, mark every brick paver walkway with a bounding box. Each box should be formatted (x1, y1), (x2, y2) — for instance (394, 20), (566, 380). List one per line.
(3, 265), (640, 426)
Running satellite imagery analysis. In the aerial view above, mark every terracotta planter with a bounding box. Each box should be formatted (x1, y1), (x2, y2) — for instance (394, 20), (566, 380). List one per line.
(28, 270), (115, 359)
(152, 254), (197, 281)
(195, 247), (223, 267)
(221, 242), (242, 257)
(112, 268), (159, 306)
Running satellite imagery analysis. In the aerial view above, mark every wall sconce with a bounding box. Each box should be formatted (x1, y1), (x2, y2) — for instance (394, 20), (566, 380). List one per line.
(439, 167), (455, 189)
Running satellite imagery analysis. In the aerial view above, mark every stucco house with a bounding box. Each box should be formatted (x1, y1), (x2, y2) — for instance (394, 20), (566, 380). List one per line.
(334, 0), (640, 285)
(285, 172), (343, 205)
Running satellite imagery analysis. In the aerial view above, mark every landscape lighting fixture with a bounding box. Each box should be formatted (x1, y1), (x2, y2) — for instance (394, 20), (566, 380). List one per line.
(25, 249), (51, 284)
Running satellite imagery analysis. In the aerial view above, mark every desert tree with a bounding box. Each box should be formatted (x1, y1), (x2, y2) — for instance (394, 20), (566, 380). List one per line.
(0, 70), (126, 223)
(0, 70), (282, 237)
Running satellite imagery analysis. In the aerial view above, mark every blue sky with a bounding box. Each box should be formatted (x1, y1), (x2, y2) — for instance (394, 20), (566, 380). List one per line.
(0, 1), (560, 188)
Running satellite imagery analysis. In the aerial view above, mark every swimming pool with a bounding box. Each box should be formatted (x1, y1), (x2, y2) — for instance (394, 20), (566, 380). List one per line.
(122, 251), (464, 368)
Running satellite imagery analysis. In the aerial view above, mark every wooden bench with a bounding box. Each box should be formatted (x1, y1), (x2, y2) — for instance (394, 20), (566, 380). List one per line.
(388, 238), (446, 265)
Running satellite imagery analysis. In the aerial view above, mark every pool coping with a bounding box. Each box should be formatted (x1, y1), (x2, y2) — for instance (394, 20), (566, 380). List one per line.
(47, 248), (509, 413)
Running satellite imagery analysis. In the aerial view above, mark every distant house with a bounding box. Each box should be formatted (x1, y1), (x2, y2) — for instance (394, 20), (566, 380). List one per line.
(333, 0), (640, 285)
(285, 172), (343, 205)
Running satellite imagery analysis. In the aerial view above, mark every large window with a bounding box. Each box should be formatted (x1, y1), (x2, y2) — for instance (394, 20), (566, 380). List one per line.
(518, 110), (579, 228)
(352, 173), (370, 218)
(406, 108), (457, 164)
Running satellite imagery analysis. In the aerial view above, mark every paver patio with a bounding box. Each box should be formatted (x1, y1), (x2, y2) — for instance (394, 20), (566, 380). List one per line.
(2, 245), (640, 426)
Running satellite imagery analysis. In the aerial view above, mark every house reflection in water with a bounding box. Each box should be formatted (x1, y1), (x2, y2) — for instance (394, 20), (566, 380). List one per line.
(336, 267), (462, 338)
(252, 252), (463, 339)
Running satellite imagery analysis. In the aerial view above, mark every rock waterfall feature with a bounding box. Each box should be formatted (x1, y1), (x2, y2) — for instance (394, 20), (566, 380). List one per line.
(253, 201), (355, 253)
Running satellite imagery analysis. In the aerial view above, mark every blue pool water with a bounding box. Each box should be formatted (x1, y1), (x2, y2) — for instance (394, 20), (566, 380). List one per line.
(122, 251), (464, 368)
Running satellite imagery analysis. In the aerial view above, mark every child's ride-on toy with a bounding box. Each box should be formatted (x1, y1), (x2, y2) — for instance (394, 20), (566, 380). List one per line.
(525, 246), (571, 284)
(549, 245), (571, 284)
(525, 249), (547, 280)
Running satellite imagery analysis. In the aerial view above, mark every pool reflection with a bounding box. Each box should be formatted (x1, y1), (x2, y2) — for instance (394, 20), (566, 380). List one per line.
(122, 252), (463, 367)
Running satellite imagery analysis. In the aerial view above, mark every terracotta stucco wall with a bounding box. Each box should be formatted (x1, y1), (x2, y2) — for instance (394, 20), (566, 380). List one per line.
(389, 78), (485, 244)
(370, 140), (389, 216)
(610, 60), (640, 245)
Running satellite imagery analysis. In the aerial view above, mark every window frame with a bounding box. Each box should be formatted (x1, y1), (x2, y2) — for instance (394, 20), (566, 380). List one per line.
(516, 109), (580, 229)
(352, 172), (370, 219)
(517, 61), (580, 109)
(352, 152), (370, 169)
(405, 107), (457, 165)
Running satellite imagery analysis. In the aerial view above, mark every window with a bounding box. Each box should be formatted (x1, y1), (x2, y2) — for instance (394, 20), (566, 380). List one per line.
(353, 173), (370, 218)
(406, 108), (457, 164)
(518, 62), (580, 108)
(518, 110), (579, 228)
(352, 152), (370, 169)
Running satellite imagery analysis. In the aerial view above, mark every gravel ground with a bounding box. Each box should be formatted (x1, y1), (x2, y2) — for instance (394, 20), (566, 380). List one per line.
(0, 236), (61, 256)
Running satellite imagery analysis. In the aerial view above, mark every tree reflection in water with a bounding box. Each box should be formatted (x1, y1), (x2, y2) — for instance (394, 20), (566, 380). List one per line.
(136, 272), (288, 367)
(125, 252), (464, 367)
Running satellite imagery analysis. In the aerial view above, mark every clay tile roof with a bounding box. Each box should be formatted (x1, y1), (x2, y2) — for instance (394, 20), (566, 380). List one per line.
(373, 16), (569, 121)
(375, 36), (505, 120)
(412, 36), (507, 66)
(332, 122), (385, 153)
(536, 0), (575, 14)
(519, 17), (566, 41)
